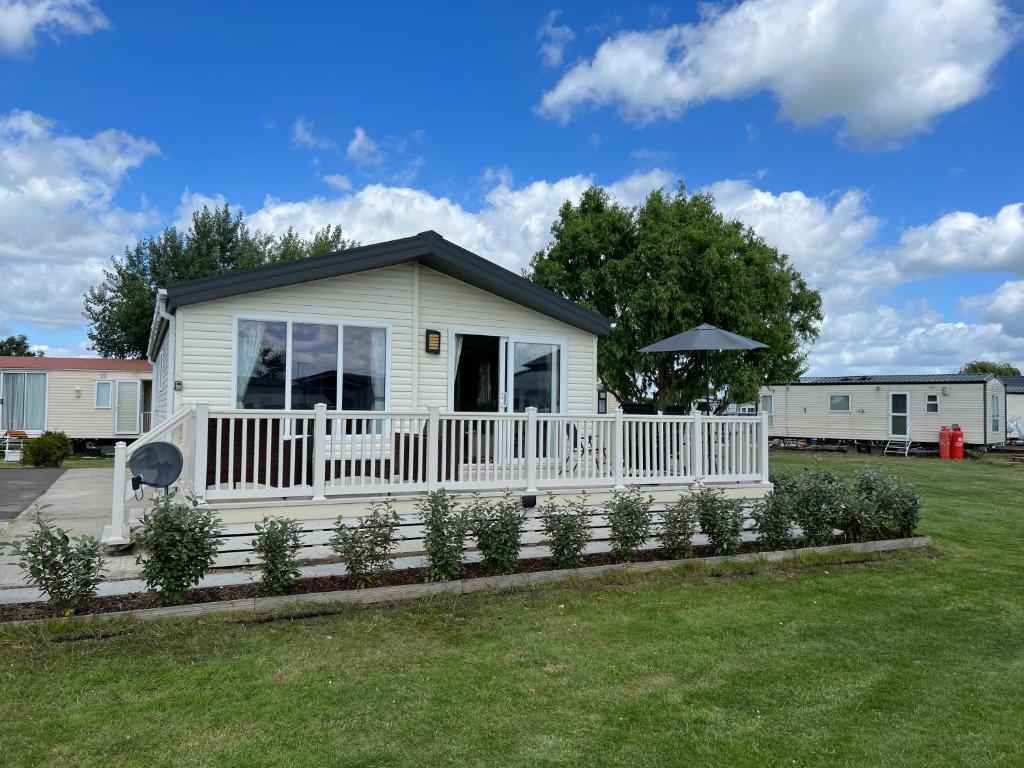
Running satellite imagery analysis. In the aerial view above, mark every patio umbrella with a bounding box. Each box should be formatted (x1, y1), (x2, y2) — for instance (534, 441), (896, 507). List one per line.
(640, 323), (768, 413)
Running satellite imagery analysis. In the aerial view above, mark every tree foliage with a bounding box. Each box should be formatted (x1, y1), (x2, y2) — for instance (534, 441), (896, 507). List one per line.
(529, 185), (823, 410)
(83, 205), (358, 358)
(959, 360), (1021, 376)
(0, 334), (41, 356)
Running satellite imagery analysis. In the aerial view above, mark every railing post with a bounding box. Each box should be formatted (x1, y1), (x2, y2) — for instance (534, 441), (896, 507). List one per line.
(426, 406), (440, 491)
(104, 441), (130, 545)
(759, 411), (770, 484)
(526, 407), (538, 493)
(613, 407), (625, 489)
(691, 411), (703, 481)
(192, 403), (208, 503)
(312, 403), (327, 501)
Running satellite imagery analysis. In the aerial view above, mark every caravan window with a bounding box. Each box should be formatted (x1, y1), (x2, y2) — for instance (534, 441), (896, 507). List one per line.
(95, 380), (112, 409)
(0, 372), (46, 432)
(760, 394), (774, 426)
(992, 394), (1000, 433)
(235, 318), (388, 411)
(828, 394), (851, 412)
(926, 394), (939, 413)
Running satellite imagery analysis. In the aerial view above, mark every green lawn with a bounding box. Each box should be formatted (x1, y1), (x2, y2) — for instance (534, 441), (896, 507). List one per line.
(2, 452), (1022, 767)
(0, 456), (114, 469)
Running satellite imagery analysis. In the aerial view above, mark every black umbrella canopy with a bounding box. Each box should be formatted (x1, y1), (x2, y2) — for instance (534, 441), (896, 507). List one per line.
(640, 323), (768, 353)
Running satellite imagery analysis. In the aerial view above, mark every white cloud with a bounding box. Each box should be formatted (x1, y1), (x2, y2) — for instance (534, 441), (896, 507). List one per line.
(538, 0), (1017, 144)
(0, 0), (108, 55)
(291, 117), (337, 151)
(321, 174), (352, 191)
(0, 109), (159, 332)
(537, 9), (575, 68)
(707, 178), (1024, 371)
(896, 203), (1024, 275)
(346, 126), (384, 166)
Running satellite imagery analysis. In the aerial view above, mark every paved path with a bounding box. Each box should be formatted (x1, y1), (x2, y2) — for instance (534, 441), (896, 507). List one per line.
(0, 468), (64, 520)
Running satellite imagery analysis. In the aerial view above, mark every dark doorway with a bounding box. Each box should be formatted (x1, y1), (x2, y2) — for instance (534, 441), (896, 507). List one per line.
(453, 334), (500, 411)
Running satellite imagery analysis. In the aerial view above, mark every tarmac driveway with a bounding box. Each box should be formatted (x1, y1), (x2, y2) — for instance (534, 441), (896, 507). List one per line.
(0, 469), (65, 520)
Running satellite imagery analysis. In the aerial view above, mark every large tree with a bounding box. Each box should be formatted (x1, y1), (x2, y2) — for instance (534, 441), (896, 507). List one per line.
(84, 205), (357, 358)
(960, 360), (1021, 376)
(530, 185), (823, 411)
(0, 334), (42, 356)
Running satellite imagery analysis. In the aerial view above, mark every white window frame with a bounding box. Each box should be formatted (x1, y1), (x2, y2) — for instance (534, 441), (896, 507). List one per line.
(446, 326), (569, 414)
(113, 379), (141, 435)
(230, 313), (392, 413)
(827, 393), (852, 413)
(992, 393), (1000, 433)
(888, 391), (911, 438)
(0, 370), (48, 435)
(95, 380), (112, 409)
(761, 393), (774, 427)
(925, 394), (939, 414)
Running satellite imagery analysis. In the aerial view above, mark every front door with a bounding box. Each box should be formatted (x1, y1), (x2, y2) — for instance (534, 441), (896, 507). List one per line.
(889, 392), (910, 438)
(114, 380), (141, 435)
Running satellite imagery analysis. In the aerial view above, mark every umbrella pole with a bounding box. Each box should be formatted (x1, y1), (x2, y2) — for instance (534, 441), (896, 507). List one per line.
(706, 351), (712, 415)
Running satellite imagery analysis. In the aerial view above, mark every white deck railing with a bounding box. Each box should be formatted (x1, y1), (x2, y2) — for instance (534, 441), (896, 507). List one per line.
(105, 405), (769, 543)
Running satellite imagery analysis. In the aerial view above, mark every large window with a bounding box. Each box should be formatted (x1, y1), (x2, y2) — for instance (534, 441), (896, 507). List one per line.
(235, 318), (387, 411)
(828, 394), (851, 412)
(512, 341), (561, 413)
(1, 372), (46, 432)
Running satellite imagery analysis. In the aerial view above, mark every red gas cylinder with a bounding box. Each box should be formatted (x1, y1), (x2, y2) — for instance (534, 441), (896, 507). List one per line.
(939, 426), (951, 460)
(950, 424), (964, 461)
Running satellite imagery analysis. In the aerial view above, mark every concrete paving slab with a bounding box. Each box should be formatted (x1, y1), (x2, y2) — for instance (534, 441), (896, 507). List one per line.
(0, 468), (64, 520)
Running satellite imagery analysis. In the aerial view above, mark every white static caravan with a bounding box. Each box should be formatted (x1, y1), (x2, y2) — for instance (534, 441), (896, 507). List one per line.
(759, 374), (1007, 449)
(103, 232), (772, 545)
(0, 357), (152, 450)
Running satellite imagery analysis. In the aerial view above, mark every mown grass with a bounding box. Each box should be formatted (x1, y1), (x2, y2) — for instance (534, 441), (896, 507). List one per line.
(1, 452), (1022, 767)
(0, 456), (114, 469)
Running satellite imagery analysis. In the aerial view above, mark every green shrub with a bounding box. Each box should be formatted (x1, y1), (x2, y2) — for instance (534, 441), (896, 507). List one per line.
(790, 466), (847, 547)
(20, 431), (71, 468)
(136, 492), (224, 606)
(330, 499), (401, 587)
(752, 489), (794, 551)
(605, 487), (652, 562)
(2, 507), (105, 614)
(540, 493), (591, 569)
(251, 517), (305, 595)
(658, 495), (698, 559)
(469, 492), (525, 574)
(692, 486), (745, 555)
(853, 469), (922, 538)
(418, 490), (468, 582)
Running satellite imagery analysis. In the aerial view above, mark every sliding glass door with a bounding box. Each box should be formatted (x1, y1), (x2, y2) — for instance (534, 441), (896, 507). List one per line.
(0, 372), (47, 433)
(510, 341), (561, 413)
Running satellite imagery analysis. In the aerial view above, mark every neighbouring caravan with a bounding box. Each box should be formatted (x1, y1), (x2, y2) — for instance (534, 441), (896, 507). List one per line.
(759, 374), (1007, 449)
(0, 357), (152, 452)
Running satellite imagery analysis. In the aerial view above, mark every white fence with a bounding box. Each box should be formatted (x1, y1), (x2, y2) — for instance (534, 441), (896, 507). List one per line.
(105, 405), (769, 543)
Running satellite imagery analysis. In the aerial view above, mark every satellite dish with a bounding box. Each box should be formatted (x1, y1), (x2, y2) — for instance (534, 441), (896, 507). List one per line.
(128, 442), (184, 491)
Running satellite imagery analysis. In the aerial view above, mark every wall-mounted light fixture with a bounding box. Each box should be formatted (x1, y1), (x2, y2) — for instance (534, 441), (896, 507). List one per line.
(74, 386), (82, 398)
(425, 329), (441, 355)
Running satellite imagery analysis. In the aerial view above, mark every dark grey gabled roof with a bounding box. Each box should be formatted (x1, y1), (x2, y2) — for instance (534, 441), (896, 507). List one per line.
(163, 231), (611, 337)
(1002, 376), (1024, 394)
(790, 373), (997, 386)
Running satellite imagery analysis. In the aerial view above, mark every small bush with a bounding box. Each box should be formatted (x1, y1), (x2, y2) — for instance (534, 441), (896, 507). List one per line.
(469, 492), (525, 574)
(20, 431), (71, 468)
(418, 490), (468, 582)
(329, 499), (400, 587)
(752, 490), (794, 551)
(136, 492), (224, 606)
(692, 486), (745, 555)
(540, 493), (591, 569)
(790, 466), (847, 547)
(605, 487), (652, 562)
(658, 495), (698, 559)
(251, 517), (305, 595)
(853, 469), (922, 538)
(2, 508), (105, 614)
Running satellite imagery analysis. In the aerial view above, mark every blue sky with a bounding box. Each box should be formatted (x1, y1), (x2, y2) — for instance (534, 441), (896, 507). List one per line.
(1, 0), (1022, 372)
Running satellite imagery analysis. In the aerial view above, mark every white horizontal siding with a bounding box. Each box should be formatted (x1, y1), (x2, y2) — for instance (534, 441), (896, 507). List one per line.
(1007, 393), (1024, 430)
(172, 262), (600, 414)
(45, 369), (150, 440)
(761, 381), (1003, 445)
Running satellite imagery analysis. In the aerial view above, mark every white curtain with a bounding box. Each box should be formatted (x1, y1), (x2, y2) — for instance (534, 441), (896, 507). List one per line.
(454, 334), (464, 373)
(236, 320), (264, 407)
(2, 373), (21, 431)
(370, 327), (387, 411)
(24, 374), (45, 430)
